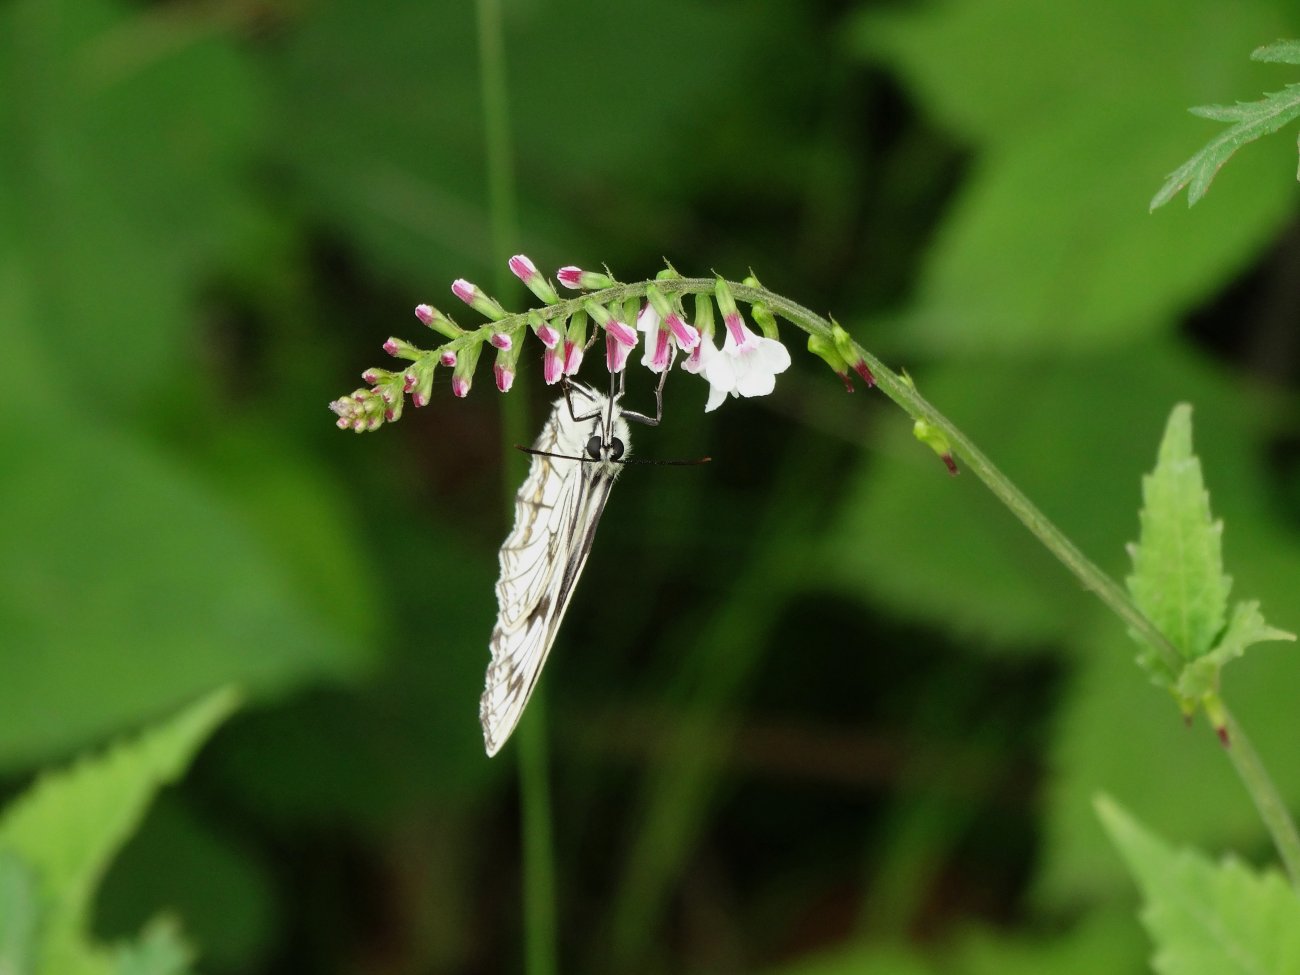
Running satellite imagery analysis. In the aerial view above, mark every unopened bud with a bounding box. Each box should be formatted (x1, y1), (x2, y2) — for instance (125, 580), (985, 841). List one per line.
(557, 265), (615, 291)
(509, 254), (560, 304)
(451, 279), (507, 321)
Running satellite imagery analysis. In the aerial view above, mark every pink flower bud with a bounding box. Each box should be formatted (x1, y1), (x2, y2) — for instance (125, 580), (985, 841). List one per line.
(536, 322), (560, 348)
(494, 363), (515, 393)
(361, 369), (381, 385)
(563, 340), (583, 375)
(451, 279), (478, 305)
(556, 266), (584, 289)
(605, 318), (637, 347)
(509, 255), (539, 284)
(665, 313), (700, 351)
(440, 350), (457, 368)
(557, 265), (614, 291)
(383, 338), (401, 356)
(403, 373), (416, 392)
(489, 331), (512, 351)
(606, 330), (632, 373)
(414, 304), (435, 325)
(543, 345), (564, 385)
(452, 376), (471, 398)
(412, 392), (428, 408)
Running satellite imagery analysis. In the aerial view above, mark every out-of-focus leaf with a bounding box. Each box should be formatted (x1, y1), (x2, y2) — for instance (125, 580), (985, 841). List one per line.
(0, 852), (41, 975)
(1127, 404), (1231, 678)
(0, 690), (236, 975)
(0, 413), (372, 769)
(111, 920), (192, 975)
(0, 0), (264, 413)
(850, 0), (1299, 353)
(1041, 604), (1300, 902)
(95, 796), (275, 975)
(762, 909), (1146, 974)
(1097, 794), (1300, 975)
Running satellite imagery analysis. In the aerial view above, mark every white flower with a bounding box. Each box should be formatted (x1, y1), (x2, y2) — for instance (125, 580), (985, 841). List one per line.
(683, 317), (790, 411)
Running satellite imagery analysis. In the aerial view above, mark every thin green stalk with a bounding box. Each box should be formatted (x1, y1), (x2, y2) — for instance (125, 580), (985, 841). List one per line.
(473, 0), (556, 970)
(1222, 708), (1300, 888)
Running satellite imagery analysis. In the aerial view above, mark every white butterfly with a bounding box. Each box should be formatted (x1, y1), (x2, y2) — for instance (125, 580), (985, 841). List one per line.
(480, 379), (663, 756)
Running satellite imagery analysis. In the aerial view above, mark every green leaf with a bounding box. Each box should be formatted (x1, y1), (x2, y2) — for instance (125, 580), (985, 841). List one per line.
(0, 689), (238, 975)
(0, 852), (41, 975)
(0, 410), (372, 771)
(1151, 79), (1300, 209)
(1127, 404), (1231, 682)
(849, 0), (1298, 354)
(1175, 601), (1296, 701)
(1253, 39), (1300, 65)
(1096, 794), (1300, 974)
(111, 920), (193, 975)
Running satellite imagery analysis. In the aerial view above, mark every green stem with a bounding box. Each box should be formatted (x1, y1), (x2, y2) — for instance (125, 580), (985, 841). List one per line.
(1222, 708), (1300, 889)
(473, 0), (556, 971)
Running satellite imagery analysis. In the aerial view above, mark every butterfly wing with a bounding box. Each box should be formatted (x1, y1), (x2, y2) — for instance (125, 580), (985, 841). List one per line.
(480, 396), (621, 756)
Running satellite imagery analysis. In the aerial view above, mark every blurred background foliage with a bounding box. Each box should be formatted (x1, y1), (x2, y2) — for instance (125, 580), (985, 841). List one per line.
(1, 0), (1298, 971)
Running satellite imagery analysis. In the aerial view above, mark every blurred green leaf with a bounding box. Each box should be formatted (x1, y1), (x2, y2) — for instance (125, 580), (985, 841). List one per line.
(0, 411), (373, 770)
(850, 0), (1299, 353)
(0, 852), (41, 975)
(0, 689), (236, 975)
(1042, 607), (1300, 902)
(762, 909), (1147, 974)
(1127, 404), (1231, 675)
(111, 920), (192, 975)
(0, 0), (265, 413)
(1097, 794), (1300, 974)
(95, 796), (275, 975)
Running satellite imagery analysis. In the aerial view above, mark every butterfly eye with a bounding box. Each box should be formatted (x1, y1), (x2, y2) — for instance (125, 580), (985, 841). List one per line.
(585, 435), (603, 459)
(608, 438), (625, 461)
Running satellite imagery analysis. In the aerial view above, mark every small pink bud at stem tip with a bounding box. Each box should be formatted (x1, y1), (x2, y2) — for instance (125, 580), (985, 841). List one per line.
(413, 392), (428, 408)
(563, 341), (583, 375)
(451, 279), (477, 305)
(414, 304), (434, 325)
(494, 363), (514, 392)
(362, 369), (380, 385)
(451, 377), (470, 398)
(538, 323), (560, 348)
(556, 266), (584, 289)
(384, 408), (395, 421)
(543, 347), (563, 385)
(508, 255), (538, 282)
(403, 373), (416, 391)
(942, 454), (959, 476)
(489, 332), (512, 350)
(440, 351), (457, 367)
(383, 339), (400, 356)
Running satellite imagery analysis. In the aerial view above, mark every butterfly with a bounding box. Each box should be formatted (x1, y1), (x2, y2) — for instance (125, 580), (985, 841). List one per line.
(479, 378), (665, 756)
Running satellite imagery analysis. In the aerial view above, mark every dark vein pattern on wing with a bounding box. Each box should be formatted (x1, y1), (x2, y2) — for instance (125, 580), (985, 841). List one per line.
(480, 398), (616, 755)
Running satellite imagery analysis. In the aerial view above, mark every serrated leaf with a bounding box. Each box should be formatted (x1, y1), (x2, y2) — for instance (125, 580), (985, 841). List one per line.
(1151, 80), (1300, 208)
(1127, 404), (1231, 683)
(1096, 794), (1300, 975)
(0, 852), (41, 975)
(1176, 600), (1296, 702)
(1253, 39), (1300, 65)
(0, 689), (238, 975)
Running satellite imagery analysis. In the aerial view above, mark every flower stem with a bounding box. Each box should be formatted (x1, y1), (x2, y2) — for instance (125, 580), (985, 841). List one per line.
(1222, 707), (1300, 889)
(474, 0), (557, 969)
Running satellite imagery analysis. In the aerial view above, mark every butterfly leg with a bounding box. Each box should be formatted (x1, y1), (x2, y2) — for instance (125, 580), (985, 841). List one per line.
(620, 359), (669, 427)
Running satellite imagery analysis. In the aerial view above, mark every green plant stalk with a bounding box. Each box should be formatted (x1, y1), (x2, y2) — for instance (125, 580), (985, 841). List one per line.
(1222, 707), (1300, 888)
(474, 0), (557, 970)
(554, 277), (1299, 887)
